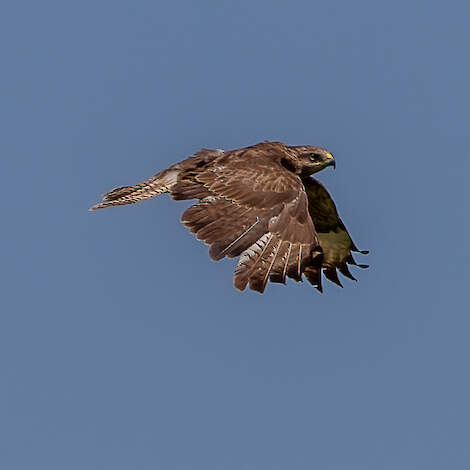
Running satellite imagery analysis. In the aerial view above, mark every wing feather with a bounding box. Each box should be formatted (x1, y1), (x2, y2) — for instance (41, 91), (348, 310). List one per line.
(174, 143), (321, 292)
(304, 177), (368, 288)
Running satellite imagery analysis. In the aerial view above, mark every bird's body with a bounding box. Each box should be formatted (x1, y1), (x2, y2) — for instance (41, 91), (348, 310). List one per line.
(90, 141), (368, 293)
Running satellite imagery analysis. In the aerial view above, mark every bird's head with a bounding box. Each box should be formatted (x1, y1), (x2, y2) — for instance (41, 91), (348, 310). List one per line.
(287, 145), (335, 176)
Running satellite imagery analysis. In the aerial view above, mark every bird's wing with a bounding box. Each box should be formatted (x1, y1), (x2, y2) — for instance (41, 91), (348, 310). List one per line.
(303, 177), (368, 291)
(173, 146), (322, 293)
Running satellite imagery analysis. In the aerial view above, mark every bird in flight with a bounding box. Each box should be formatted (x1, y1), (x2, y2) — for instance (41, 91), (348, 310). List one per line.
(90, 141), (368, 293)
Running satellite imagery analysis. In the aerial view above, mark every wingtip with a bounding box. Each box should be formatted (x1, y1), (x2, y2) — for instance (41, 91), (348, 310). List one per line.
(352, 248), (370, 255)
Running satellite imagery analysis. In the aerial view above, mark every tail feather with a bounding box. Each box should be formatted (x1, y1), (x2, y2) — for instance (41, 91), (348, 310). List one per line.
(89, 168), (179, 211)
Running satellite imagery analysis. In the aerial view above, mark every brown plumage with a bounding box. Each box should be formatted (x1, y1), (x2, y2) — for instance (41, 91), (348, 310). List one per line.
(90, 141), (368, 293)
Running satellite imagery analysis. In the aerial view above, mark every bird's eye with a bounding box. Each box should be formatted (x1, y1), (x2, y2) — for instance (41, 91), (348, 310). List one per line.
(309, 153), (322, 162)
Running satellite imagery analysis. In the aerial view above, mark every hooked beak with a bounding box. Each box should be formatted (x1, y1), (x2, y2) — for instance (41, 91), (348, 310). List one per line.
(325, 153), (336, 170)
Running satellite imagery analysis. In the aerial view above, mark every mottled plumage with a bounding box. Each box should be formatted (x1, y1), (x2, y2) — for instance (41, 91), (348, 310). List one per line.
(90, 141), (368, 293)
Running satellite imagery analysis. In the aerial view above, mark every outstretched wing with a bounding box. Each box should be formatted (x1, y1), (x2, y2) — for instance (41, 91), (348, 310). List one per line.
(174, 144), (322, 293)
(304, 177), (368, 291)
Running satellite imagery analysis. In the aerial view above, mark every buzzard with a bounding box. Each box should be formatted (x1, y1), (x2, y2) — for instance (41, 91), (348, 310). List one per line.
(90, 141), (368, 293)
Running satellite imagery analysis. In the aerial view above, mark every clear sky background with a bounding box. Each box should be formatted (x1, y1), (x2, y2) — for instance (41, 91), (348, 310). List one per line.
(1, 1), (469, 469)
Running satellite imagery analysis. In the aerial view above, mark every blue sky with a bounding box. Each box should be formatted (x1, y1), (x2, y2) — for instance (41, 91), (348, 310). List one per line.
(1, 1), (469, 468)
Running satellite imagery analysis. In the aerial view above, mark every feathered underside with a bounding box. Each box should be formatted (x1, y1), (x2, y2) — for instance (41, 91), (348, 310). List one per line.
(90, 142), (368, 293)
(302, 177), (368, 292)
